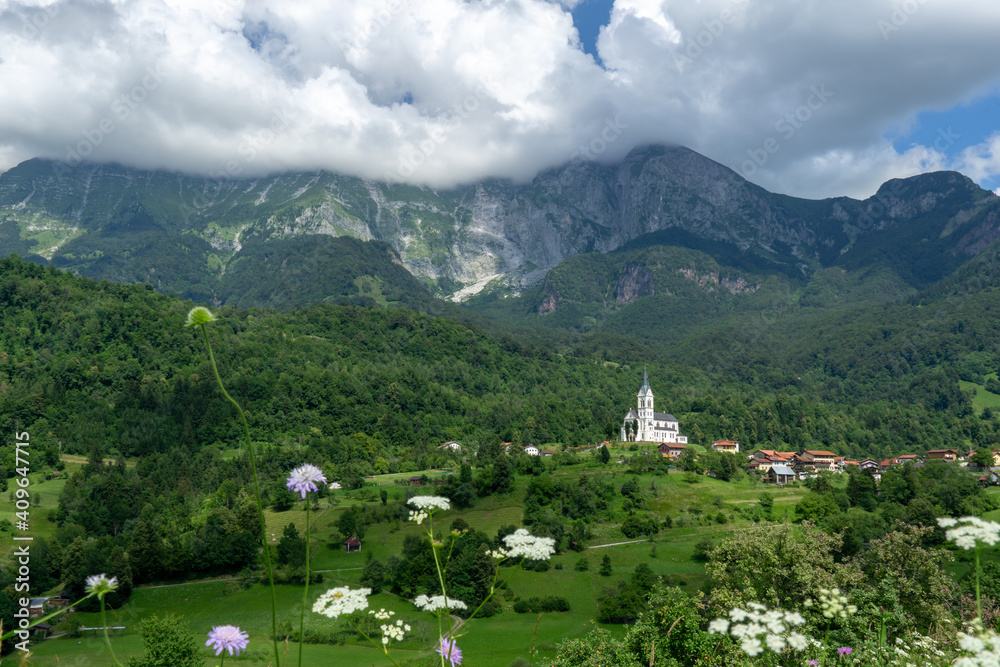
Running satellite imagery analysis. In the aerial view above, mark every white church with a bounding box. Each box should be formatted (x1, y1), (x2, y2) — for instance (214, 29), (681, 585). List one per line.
(621, 366), (689, 443)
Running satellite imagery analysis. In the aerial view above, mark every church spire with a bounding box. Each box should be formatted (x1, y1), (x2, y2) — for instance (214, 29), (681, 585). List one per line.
(639, 365), (651, 396)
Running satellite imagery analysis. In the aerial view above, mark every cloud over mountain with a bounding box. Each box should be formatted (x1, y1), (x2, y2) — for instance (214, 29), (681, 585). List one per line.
(0, 0), (998, 198)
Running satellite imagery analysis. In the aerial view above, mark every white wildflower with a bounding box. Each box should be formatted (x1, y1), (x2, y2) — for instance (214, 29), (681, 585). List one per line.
(408, 496), (451, 511)
(787, 632), (808, 650)
(488, 547), (509, 560)
(502, 528), (556, 560)
(414, 594), (468, 612)
(708, 618), (729, 634)
(313, 587), (371, 618)
(741, 637), (763, 656)
(765, 633), (785, 652)
(408, 510), (428, 525)
(370, 608), (394, 621)
(943, 516), (1000, 550)
(380, 620), (408, 645)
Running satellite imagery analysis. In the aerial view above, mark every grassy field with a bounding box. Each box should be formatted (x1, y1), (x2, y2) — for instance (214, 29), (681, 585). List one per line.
(960, 376), (1000, 413)
(8, 464), (816, 667)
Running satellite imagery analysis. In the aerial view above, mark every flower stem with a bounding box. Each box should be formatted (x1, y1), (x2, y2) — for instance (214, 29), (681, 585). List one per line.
(100, 596), (122, 667)
(350, 620), (403, 667)
(976, 546), (983, 622)
(199, 323), (281, 667)
(299, 499), (311, 667)
(427, 514), (449, 667)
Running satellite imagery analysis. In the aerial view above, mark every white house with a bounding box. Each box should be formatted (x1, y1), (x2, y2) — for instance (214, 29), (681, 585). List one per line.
(437, 441), (462, 452)
(523, 445), (540, 456)
(621, 366), (688, 444)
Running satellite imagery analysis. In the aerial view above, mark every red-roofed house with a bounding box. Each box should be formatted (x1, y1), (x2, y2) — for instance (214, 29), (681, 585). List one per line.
(802, 450), (837, 471)
(711, 440), (741, 454)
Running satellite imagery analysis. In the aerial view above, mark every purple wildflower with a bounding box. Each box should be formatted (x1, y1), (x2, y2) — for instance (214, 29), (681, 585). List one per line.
(838, 647), (852, 655)
(808, 662), (819, 666)
(286, 464), (327, 498)
(206, 625), (249, 656)
(436, 636), (463, 666)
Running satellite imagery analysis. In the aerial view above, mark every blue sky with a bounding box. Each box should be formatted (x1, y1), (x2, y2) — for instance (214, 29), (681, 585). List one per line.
(570, 0), (616, 65)
(1, 0), (998, 199)
(566, 0), (1000, 195)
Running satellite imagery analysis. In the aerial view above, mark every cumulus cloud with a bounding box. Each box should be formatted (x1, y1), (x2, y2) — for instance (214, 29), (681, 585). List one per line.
(0, 0), (998, 199)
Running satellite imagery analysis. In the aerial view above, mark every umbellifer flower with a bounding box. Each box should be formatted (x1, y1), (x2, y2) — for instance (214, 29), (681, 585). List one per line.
(206, 625), (249, 656)
(286, 463), (327, 498)
(938, 516), (1000, 550)
(414, 594), (468, 612)
(502, 528), (556, 560)
(185, 306), (215, 327)
(437, 636), (463, 666)
(313, 586), (371, 618)
(85, 574), (118, 598)
(408, 496), (451, 511)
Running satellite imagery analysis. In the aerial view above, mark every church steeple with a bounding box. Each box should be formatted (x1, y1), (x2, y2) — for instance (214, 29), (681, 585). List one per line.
(639, 365), (652, 397)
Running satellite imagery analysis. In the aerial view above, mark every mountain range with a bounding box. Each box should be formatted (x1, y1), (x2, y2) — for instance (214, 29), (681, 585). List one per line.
(2, 145), (997, 313)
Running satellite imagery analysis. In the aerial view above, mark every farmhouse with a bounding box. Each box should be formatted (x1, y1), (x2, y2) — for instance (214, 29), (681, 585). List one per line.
(437, 441), (462, 451)
(768, 465), (796, 485)
(658, 443), (686, 458)
(926, 449), (959, 461)
(621, 366), (688, 444)
(711, 439), (740, 454)
(524, 445), (540, 456)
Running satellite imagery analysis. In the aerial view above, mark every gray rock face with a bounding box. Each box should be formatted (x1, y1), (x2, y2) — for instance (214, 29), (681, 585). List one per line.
(1, 145), (997, 299)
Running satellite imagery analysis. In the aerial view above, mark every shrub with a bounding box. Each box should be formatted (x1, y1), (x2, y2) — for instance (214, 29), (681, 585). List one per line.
(513, 596), (571, 613)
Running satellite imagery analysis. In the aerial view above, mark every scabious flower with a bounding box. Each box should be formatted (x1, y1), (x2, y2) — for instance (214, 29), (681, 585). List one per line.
(408, 496), (451, 511)
(437, 636), (463, 666)
(837, 646), (852, 655)
(206, 625), (249, 656)
(502, 528), (556, 560)
(414, 594), (468, 612)
(312, 587), (371, 618)
(938, 516), (1000, 550)
(85, 574), (118, 598)
(185, 306), (215, 327)
(286, 463), (327, 498)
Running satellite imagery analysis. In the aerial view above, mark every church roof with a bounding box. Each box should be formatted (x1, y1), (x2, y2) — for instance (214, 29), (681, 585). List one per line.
(624, 409), (637, 420)
(638, 365), (652, 396)
(653, 412), (677, 423)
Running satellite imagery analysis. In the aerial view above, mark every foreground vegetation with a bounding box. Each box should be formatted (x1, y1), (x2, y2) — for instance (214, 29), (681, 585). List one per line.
(4, 254), (1000, 664)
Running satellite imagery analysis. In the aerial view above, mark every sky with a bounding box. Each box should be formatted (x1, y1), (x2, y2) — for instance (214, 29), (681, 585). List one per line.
(0, 0), (998, 200)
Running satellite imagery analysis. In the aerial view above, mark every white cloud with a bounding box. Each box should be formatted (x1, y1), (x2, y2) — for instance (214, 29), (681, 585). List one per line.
(0, 0), (998, 199)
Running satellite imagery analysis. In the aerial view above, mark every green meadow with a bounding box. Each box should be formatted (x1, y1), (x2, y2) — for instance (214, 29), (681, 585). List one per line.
(10, 462), (811, 667)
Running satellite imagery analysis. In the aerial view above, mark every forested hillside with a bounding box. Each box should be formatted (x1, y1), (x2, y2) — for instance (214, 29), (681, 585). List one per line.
(3, 253), (1000, 480)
